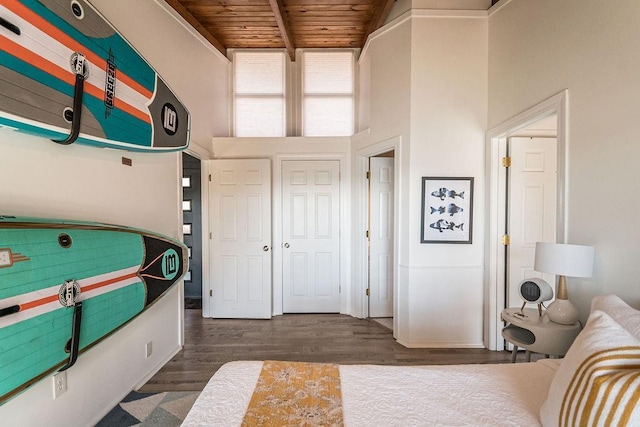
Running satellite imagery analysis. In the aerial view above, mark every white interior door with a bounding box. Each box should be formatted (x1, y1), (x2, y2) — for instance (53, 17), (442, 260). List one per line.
(368, 157), (394, 318)
(507, 137), (557, 308)
(282, 160), (340, 313)
(209, 159), (272, 318)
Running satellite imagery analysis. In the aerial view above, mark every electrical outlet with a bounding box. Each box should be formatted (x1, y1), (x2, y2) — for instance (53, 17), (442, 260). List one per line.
(145, 341), (152, 358)
(53, 371), (67, 399)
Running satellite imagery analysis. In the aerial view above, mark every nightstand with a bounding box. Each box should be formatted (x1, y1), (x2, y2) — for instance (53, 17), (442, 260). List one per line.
(501, 307), (581, 362)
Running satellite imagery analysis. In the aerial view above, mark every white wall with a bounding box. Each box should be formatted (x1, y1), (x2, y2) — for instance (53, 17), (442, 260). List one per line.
(405, 14), (487, 346)
(356, 10), (487, 347)
(488, 0), (640, 316)
(0, 0), (228, 424)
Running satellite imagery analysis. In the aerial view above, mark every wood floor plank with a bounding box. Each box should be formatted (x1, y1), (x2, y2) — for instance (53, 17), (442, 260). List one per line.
(139, 310), (531, 392)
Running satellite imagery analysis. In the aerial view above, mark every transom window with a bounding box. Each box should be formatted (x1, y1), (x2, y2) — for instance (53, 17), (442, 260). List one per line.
(233, 51), (286, 137)
(232, 50), (355, 137)
(302, 51), (354, 137)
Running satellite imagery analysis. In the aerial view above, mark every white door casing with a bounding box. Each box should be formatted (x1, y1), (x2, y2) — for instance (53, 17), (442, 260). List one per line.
(282, 160), (340, 313)
(209, 159), (272, 319)
(507, 137), (557, 308)
(485, 90), (567, 351)
(368, 157), (394, 317)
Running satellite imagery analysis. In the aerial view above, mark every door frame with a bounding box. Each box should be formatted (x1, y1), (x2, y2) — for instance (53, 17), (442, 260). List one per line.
(179, 144), (211, 319)
(484, 90), (568, 350)
(273, 153), (349, 315)
(354, 136), (402, 334)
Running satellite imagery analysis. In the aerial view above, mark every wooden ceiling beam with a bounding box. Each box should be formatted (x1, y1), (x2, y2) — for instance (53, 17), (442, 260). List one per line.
(363, 0), (395, 48)
(163, 0), (227, 57)
(268, 0), (296, 61)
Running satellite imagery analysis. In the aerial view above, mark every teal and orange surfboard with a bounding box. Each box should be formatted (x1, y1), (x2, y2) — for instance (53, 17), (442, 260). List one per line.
(0, 0), (190, 151)
(0, 216), (188, 405)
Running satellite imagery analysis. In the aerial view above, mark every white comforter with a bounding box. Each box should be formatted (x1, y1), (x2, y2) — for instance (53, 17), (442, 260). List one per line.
(182, 359), (559, 426)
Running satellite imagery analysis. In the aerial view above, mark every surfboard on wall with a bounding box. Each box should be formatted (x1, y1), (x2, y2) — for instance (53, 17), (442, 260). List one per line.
(0, 216), (189, 405)
(0, 0), (190, 152)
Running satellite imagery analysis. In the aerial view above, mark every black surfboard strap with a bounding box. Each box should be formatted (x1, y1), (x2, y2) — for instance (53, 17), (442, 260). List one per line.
(59, 301), (83, 372)
(0, 16), (20, 35)
(0, 305), (20, 317)
(53, 54), (86, 145)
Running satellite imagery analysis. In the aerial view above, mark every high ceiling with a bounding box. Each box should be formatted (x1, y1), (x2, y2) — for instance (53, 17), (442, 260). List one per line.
(164, 0), (397, 60)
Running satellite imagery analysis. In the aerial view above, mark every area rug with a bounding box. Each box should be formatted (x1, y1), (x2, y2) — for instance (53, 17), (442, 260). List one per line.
(96, 391), (200, 426)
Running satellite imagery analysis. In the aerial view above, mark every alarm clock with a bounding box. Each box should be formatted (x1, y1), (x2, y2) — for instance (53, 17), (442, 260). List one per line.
(518, 278), (553, 316)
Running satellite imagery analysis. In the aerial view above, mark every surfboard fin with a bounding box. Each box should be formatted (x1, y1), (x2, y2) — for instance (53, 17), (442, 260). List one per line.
(0, 16), (20, 35)
(59, 301), (83, 372)
(52, 54), (86, 146)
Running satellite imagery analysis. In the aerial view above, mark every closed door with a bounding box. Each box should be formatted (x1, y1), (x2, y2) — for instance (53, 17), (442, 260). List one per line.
(282, 160), (340, 313)
(507, 137), (557, 308)
(368, 156), (394, 317)
(209, 159), (272, 318)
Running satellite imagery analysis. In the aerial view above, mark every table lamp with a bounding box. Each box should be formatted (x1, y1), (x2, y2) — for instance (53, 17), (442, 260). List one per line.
(534, 242), (595, 325)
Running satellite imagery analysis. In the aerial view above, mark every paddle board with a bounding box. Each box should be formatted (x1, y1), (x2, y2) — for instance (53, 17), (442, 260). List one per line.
(0, 0), (190, 151)
(0, 216), (189, 405)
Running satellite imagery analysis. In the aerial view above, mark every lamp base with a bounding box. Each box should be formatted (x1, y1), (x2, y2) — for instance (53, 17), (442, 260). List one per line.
(547, 299), (579, 325)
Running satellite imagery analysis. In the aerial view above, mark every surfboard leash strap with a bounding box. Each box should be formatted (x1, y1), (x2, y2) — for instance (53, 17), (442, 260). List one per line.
(0, 305), (20, 317)
(0, 16), (20, 35)
(59, 301), (83, 372)
(52, 53), (86, 146)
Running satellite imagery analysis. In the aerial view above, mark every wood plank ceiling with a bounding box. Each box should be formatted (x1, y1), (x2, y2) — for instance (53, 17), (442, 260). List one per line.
(164, 0), (397, 60)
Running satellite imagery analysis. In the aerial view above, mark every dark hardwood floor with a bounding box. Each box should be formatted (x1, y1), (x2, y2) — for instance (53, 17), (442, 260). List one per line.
(140, 309), (526, 392)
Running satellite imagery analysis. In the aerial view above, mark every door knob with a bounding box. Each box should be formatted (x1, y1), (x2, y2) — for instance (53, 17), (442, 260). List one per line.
(263, 245), (270, 252)
(283, 242), (290, 248)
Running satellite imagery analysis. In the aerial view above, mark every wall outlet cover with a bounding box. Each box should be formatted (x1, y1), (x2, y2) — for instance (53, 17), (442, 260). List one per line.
(53, 371), (67, 399)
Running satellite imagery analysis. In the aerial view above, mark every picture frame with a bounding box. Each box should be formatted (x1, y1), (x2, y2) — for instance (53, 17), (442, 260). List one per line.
(420, 177), (473, 244)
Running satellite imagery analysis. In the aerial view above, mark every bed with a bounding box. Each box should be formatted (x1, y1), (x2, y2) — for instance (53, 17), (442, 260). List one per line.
(182, 295), (640, 426)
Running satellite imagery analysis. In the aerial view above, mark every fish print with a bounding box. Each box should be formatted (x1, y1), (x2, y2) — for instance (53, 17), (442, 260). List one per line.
(430, 206), (446, 215)
(429, 219), (465, 233)
(431, 187), (465, 200)
(447, 204), (464, 216)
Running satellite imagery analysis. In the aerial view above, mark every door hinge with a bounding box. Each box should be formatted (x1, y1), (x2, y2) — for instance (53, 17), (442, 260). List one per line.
(366, 230), (370, 239)
(208, 174), (212, 182)
(366, 171), (371, 180)
(209, 289), (213, 297)
(365, 288), (370, 296)
(502, 235), (510, 245)
(502, 157), (511, 167)
(209, 232), (212, 239)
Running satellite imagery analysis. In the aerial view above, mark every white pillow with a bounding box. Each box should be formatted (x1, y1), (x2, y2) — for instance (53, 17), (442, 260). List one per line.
(540, 310), (640, 427)
(590, 294), (640, 339)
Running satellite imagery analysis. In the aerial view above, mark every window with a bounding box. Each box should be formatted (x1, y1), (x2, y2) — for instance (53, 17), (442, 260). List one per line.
(233, 51), (285, 137)
(302, 51), (354, 137)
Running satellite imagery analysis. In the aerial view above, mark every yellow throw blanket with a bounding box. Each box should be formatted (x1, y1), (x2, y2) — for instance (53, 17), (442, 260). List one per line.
(242, 360), (344, 426)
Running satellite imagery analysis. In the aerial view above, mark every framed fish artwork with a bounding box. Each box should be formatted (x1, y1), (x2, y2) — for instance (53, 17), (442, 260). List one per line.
(420, 177), (473, 243)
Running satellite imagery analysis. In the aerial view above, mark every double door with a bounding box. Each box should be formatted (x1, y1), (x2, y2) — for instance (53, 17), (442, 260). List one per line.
(209, 159), (340, 318)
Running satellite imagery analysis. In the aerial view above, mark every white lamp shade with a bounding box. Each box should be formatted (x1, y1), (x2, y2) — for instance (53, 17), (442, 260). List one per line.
(534, 242), (594, 278)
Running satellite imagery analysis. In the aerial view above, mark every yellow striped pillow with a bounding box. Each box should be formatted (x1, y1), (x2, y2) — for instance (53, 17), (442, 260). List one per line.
(560, 347), (640, 426)
(540, 310), (640, 427)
